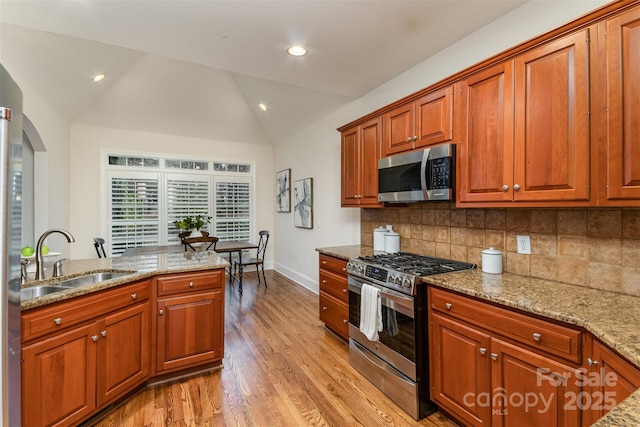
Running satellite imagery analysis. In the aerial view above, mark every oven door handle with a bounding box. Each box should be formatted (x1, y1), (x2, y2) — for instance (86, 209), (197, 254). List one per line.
(348, 276), (414, 317)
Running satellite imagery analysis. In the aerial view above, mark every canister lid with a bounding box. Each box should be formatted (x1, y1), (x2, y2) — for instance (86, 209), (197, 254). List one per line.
(482, 247), (502, 255)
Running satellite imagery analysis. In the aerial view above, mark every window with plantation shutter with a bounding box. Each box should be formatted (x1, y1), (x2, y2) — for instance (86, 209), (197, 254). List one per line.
(214, 178), (251, 241)
(166, 174), (210, 244)
(109, 172), (160, 256)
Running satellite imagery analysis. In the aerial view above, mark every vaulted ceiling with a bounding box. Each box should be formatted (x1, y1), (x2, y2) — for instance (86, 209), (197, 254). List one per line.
(0, 0), (528, 144)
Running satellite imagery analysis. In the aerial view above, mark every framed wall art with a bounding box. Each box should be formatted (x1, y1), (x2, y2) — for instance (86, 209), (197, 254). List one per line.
(276, 169), (291, 212)
(294, 177), (313, 229)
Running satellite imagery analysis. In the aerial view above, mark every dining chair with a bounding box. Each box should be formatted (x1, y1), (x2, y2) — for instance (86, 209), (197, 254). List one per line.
(182, 231), (218, 251)
(94, 238), (107, 258)
(233, 230), (269, 287)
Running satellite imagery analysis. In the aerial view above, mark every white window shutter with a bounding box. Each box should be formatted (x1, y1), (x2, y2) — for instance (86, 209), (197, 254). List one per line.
(214, 179), (251, 241)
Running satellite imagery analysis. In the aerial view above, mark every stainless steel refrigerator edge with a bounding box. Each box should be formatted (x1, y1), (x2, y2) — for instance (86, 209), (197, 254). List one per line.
(0, 64), (23, 426)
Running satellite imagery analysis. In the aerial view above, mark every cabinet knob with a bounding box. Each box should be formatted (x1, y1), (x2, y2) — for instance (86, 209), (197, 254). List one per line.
(445, 303), (452, 310)
(413, 135), (418, 141)
(491, 353), (498, 360)
(189, 281), (194, 288)
(322, 306), (328, 311)
(101, 330), (107, 337)
(343, 288), (347, 293)
(343, 319), (348, 324)
(514, 184), (521, 191)
(131, 293), (137, 300)
(159, 309), (164, 315)
(322, 261), (327, 265)
(587, 357), (599, 367)
(502, 185), (509, 191)
(322, 280), (327, 284)
(54, 317), (62, 325)
(532, 332), (541, 342)
(91, 335), (99, 342)
(479, 347), (487, 355)
(407, 137), (412, 142)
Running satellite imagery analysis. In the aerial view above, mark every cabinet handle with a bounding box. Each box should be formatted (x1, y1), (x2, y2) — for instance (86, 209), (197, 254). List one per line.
(189, 281), (194, 288)
(101, 330), (107, 337)
(342, 268), (347, 271)
(413, 135), (418, 141)
(131, 293), (137, 300)
(587, 357), (599, 367)
(322, 306), (328, 311)
(54, 317), (62, 325)
(445, 303), (452, 310)
(479, 347), (487, 355)
(502, 185), (509, 191)
(343, 288), (347, 293)
(159, 309), (164, 315)
(514, 184), (521, 191)
(343, 319), (348, 324)
(490, 353), (498, 360)
(532, 332), (541, 342)
(322, 261), (327, 265)
(407, 137), (412, 142)
(91, 335), (99, 342)
(322, 280), (327, 284)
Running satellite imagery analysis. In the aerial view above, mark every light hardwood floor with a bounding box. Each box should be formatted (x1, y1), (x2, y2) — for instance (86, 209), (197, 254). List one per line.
(91, 270), (457, 427)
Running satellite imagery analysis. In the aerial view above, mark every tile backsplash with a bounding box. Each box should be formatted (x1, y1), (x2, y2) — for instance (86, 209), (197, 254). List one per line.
(361, 203), (640, 296)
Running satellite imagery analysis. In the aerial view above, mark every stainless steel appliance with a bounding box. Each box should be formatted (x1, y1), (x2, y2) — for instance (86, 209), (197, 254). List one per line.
(347, 252), (475, 419)
(0, 64), (23, 425)
(378, 144), (455, 203)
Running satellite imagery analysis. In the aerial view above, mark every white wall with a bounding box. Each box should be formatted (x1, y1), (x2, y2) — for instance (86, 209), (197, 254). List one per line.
(69, 123), (274, 260)
(273, 0), (608, 294)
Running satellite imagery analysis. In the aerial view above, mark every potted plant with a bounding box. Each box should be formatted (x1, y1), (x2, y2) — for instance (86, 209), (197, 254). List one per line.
(173, 214), (212, 234)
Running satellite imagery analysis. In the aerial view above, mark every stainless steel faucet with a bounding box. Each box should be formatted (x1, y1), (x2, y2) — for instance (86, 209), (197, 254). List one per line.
(35, 228), (75, 280)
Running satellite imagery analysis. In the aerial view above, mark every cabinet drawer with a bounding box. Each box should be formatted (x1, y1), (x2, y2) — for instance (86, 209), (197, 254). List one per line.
(319, 254), (348, 276)
(319, 270), (348, 303)
(22, 281), (149, 343)
(430, 287), (581, 363)
(319, 292), (349, 340)
(156, 270), (223, 297)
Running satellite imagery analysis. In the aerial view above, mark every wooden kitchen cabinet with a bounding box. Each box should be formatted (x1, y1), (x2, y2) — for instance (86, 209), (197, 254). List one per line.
(21, 280), (150, 427)
(382, 85), (457, 157)
(582, 336), (640, 425)
(318, 254), (349, 340)
(429, 287), (584, 427)
(600, 6), (640, 202)
(341, 117), (383, 207)
(154, 269), (224, 375)
(458, 28), (592, 206)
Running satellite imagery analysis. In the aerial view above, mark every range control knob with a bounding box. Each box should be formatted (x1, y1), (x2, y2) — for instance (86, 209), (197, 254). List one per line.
(394, 275), (403, 285)
(388, 274), (396, 284)
(402, 277), (412, 288)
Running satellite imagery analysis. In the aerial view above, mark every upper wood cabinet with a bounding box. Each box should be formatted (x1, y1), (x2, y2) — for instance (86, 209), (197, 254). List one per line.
(458, 28), (592, 206)
(601, 6), (640, 202)
(341, 117), (383, 207)
(382, 85), (457, 157)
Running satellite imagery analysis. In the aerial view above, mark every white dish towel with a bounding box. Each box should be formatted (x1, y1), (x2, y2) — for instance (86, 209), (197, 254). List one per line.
(359, 283), (382, 341)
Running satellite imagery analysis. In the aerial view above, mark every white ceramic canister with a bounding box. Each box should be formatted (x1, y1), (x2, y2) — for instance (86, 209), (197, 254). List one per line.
(373, 226), (387, 252)
(384, 231), (400, 253)
(482, 247), (503, 274)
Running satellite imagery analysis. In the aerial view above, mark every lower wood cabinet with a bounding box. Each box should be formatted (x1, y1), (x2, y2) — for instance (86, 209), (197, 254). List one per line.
(153, 269), (225, 375)
(318, 254), (349, 340)
(21, 281), (150, 427)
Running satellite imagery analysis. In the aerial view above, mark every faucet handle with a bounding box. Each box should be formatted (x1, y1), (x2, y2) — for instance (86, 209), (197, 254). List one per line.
(53, 258), (67, 278)
(21, 259), (30, 284)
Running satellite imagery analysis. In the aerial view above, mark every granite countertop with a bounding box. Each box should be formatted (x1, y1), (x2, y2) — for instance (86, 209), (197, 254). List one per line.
(316, 245), (640, 426)
(21, 250), (229, 310)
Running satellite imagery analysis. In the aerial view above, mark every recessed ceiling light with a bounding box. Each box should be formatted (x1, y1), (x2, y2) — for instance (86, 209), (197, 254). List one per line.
(258, 103), (268, 112)
(287, 46), (307, 57)
(92, 73), (105, 82)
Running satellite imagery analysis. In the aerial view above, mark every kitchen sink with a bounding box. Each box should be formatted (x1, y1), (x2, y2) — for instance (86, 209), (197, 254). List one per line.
(52, 271), (135, 288)
(21, 285), (72, 299)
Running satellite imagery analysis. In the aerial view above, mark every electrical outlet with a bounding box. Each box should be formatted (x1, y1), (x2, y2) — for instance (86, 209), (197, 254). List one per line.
(516, 235), (531, 254)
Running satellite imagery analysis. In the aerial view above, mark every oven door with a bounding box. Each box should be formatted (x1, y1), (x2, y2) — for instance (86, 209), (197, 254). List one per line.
(348, 275), (416, 380)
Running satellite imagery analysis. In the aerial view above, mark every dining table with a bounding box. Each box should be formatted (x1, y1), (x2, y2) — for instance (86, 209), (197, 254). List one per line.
(121, 240), (259, 294)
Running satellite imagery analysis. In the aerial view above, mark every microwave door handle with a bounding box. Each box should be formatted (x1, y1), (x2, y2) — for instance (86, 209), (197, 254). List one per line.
(420, 148), (430, 198)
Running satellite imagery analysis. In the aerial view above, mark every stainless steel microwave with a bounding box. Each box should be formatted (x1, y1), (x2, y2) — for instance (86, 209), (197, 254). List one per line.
(378, 144), (455, 203)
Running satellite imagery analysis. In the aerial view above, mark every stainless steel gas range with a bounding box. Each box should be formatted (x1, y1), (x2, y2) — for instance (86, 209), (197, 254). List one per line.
(347, 252), (476, 420)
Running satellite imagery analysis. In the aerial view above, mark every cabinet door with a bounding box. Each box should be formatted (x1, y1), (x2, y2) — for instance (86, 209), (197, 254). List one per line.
(585, 339), (640, 424)
(156, 290), (223, 373)
(319, 292), (348, 340)
(96, 301), (150, 407)
(22, 324), (97, 427)
(458, 61), (514, 203)
(382, 102), (415, 157)
(513, 29), (591, 202)
(491, 338), (582, 427)
(415, 86), (454, 148)
(359, 117), (382, 206)
(430, 313), (491, 427)
(603, 7), (640, 200)
(341, 126), (361, 206)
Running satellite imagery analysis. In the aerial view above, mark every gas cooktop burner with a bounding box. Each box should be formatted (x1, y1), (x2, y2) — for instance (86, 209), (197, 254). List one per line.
(347, 252), (476, 295)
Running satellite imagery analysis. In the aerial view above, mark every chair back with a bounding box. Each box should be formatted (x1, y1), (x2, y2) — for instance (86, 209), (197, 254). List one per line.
(256, 230), (270, 260)
(94, 238), (107, 258)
